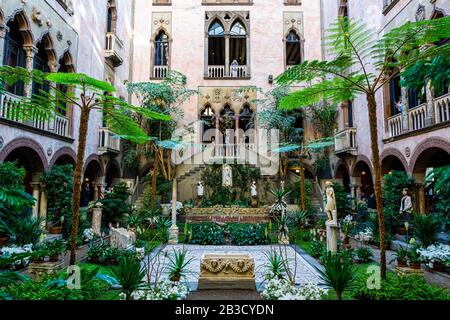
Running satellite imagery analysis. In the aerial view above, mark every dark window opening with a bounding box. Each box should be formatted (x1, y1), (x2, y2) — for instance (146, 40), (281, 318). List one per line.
(208, 21), (225, 66)
(3, 18), (25, 96)
(154, 31), (169, 66)
(32, 39), (50, 98)
(389, 74), (402, 116)
(286, 31), (301, 66)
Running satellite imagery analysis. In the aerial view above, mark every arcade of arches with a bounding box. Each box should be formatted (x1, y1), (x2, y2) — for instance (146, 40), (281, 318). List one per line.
(334, 140), (450, 214)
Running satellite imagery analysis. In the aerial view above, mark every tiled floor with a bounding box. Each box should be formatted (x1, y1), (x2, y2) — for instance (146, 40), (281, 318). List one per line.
(145, 244), (322, 291)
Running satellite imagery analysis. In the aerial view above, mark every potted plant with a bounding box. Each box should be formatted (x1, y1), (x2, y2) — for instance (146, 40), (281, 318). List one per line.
(48, 216), (64, 235)
(417, 244), (450, 272)
(31, 246), (47, 263)
(392, 246), (409, 267)
(407, 246), (422, 270)
(135, 239), (146, 260)
(341, 215), (353, 245)
(87, 242), (106, 264)
(45, 239), (66, 262)
(167, 248), (194, 282)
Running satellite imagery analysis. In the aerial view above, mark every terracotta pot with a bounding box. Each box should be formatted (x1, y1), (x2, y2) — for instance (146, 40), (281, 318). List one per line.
(395, 226), (406, 235)
(0, 236), (10, 246)
(49, 254), (60, 262)
(433, 262), (446, 272)
(170, 275), (181, 282)
(49, 226), (63, 234)
(343, 236), (350, 245)
(397, 259), (407, 268)
(409, 262), (421, 269)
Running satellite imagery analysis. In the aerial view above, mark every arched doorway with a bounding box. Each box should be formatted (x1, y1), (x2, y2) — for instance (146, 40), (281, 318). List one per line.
(82, 159), (103, 207)
(381, 155), (407, 175)
(412, 146), (450, 213)
(105, 161), (121, 190)
(353, 160), (374, 201)
(4, 146), (45, 194)
(335, 163), (351, 193)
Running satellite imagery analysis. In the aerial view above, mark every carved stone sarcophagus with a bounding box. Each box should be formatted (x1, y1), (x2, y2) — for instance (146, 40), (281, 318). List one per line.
(198, 254), (256, 290)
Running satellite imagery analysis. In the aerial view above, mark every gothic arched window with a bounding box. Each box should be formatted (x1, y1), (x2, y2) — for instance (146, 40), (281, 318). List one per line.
(154, 30), (169, 66)
(286, 30), (302, 66)
(208, 20), (225, 66)
(4, 17), (26, 95)
(230, 20), (247, 66)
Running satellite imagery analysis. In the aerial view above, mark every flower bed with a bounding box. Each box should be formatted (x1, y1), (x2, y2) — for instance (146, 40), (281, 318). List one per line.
(417, 244), (450, 270)
(128, 280), (189, 300)
(261, 278), (327, 300)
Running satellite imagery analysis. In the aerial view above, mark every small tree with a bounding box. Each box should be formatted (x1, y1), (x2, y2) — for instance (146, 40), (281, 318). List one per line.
(0, 66), (170, 264)
(277, 17), (450, 279)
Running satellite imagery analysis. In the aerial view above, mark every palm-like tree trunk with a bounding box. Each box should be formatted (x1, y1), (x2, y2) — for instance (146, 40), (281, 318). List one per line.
(366, 92), (386, 279)
(69, 107), (90, 265)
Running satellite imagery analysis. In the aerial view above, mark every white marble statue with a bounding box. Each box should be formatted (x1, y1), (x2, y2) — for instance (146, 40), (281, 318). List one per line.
(325, 181), (337, 224)
(222, 164), (233, 188)
(197, 181), (204, 197)
(251, 181), (257, 197)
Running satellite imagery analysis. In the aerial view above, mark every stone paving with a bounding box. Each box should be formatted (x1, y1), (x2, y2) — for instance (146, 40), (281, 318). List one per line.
(146, 244), (322, 291)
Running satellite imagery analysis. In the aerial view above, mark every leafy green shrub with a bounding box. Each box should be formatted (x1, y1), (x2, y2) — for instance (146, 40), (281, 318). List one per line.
(226, 223), (269, 245)
(427, 165), (450, 221)
(109, 253), (147, 300)
(310, 240), (326, 258)
(316, 251), (358, 300)
(413, 214), (441, 247)
(332, 182), (352, 219)
(290, 229), (312, 243)
(5, 215), (43, 246)
(354, 247), (373, 263)
(99, 182), (132, 225)
(188, 223), (224, 245)
(42, 164), (73, 236)
(286, 180), (314, 214)
(353, 274), (449, 300)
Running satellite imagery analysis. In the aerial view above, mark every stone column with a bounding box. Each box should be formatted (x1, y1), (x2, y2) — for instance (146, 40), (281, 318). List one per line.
(326, 220), (339, 253)
(246, 34), (250, 76)
(39, 187), (47, 228)
(225, 34), (230, 77)
(413, 173), (426, 214)
(425, 80), (435, 126)
(401, 87), (410, 133)
(168, 179), (179, 244)
(30, 182), (41, 219)
(92, 205), (103, 237)
(0, 24), (7, 67)
(23, 45), (38, 98)
(92, 183), (99, 201)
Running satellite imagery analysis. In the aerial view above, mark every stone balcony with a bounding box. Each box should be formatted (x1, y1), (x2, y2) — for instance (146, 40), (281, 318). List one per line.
(0, 92), (71, 139)
(98, 127), (120, 155)
(105, 32), (124, 67)
(386, 93), (450, 140)
(334, 127), (357, 156)
(152, 65), (169, 79)
(206, 65), (249, 79)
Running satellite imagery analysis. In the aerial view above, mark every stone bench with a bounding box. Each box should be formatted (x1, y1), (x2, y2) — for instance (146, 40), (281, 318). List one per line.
(198, 253), (256, 290)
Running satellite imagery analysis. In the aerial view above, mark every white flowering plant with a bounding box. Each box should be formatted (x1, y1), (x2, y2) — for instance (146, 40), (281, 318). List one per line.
(123, 280), (189, 300)
(417, 244), (450, 268)
(355, 227), (373, 242)
(341, 215), (353, 236)
(0, 244), (33, 270)
(261, 277), (327, 300)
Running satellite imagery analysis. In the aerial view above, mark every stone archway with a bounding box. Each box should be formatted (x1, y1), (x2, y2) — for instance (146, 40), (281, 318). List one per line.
(49, 147), (76, 167)
(335, 160), (351, 193)
(351, 156), (374, 201)
(105, 160), (121, 189)
(381, 148), (408, 175)
(82, 155), (104, 206)
(410, 137), (450, 213)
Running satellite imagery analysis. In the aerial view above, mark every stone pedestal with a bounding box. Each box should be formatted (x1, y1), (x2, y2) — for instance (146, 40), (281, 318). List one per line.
(168, 224), (179, 244)
(198, 254), (256, 290)
(92, 207), (102, 237)
(28, 261), (64, 281)
(110, 227), (135, 249)
(326, 220), (340, 253)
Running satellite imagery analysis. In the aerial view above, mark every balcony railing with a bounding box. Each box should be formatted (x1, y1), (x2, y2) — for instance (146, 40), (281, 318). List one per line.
(201, 143), (256, 160)
(105, 33), (124, 67)
(387, 93), (450, 138)
(206, 65), (249, 79)
(334, 127), (357, 155)
(0, 92), (71, 138)
(98, 128), (120, 154)
(435, 93), (450, 124)
(152, 65), (169, 79)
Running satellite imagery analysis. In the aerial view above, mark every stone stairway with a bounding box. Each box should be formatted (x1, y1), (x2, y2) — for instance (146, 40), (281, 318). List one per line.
(134, 184), (150, 210)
